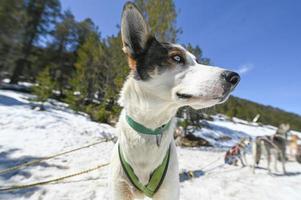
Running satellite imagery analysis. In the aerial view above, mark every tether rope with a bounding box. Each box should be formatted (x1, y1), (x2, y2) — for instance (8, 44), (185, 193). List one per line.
(0, 137), (114, 175)
(200, 156), (224, 171)
(0, 162), (110, 192)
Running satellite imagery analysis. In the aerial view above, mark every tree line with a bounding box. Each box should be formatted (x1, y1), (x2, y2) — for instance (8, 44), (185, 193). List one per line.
(0, 0), (209, 123)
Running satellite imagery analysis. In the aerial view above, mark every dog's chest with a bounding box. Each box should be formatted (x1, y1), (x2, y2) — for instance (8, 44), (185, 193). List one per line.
(118, 122), (173, 185)
(122, 130), (171, 163)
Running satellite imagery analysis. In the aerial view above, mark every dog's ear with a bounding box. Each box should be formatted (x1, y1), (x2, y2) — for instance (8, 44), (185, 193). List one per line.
(121, 2), (150, 68)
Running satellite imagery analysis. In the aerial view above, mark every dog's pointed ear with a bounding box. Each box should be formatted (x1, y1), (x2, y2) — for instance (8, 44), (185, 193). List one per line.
(121, 2), (150, 62)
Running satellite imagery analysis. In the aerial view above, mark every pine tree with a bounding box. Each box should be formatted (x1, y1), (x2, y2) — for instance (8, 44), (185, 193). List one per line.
(10, 0), (61, 84)
(33, 65), (55, 109)
(134, 0), (181, 42)
(0, 0), (25, 76)
(68, 32), (109, 107)
(67, 32), (115, 122)
(106, 33), (128, 94)
(76, 18), (98, 49)
(50, 10), (78, 96)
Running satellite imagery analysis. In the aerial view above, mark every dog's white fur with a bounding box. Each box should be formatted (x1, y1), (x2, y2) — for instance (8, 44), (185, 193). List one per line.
(110, 3), (239, 199)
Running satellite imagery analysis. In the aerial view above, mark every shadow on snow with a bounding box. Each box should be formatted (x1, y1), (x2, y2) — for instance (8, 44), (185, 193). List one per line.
(0, 146), (66, 198)
(0, 95), (26, 106)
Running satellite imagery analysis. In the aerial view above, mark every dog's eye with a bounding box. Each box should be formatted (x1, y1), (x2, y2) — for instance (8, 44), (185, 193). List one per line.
(172, 55), (184, 64)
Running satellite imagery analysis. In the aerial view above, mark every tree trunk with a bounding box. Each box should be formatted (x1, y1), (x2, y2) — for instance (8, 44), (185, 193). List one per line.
(10, 59), (28, 84)
(10, 0), (46, 84)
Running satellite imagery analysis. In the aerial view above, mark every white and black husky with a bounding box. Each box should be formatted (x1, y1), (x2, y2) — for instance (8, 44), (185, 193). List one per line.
(110, 2), (240, 200)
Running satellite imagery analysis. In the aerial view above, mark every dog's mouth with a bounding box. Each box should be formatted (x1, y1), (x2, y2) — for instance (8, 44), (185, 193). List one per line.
(176, 92), (193, 99)
(176, 92), (225, 101)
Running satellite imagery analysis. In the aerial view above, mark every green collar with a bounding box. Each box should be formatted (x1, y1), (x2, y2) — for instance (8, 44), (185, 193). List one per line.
(118, 144), (170, 197)
(126, 115), (171, 135)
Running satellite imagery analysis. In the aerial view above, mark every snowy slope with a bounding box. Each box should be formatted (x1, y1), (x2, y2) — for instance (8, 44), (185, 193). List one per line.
(1, 90), (301, 200)
(193, 115), (301, 148)
(0, 90), (115, 200)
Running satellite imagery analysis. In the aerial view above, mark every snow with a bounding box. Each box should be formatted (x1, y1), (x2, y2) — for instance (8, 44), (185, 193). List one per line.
(0, 90), (115, 200)
(178, 148), (301, 200)
(1, 90), (301, 200)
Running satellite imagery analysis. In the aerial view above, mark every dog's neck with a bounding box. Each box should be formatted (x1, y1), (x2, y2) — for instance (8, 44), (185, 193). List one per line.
(119, 75), (178, 129)
(117, 75), (177, 185)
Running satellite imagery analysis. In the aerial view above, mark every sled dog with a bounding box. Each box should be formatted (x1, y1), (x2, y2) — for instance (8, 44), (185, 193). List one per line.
(252, 124), (290, 174)
(224, 137), (251, 166)
(110, 2), (240, 199)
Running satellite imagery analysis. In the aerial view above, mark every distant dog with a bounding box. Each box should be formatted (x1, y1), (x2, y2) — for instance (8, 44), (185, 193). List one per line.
(288, 134), (299, 160)
(109, 2), (240, 199)
(296, 146), (301, 164)
(224, 137), (251, 166)
(252, 124), (290, 174)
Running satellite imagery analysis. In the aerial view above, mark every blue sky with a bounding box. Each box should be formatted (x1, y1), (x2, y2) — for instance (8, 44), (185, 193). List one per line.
(61, 0), (301, 115)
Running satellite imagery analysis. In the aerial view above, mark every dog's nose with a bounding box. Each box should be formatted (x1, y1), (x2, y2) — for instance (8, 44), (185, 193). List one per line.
(222, 71), (240, 86)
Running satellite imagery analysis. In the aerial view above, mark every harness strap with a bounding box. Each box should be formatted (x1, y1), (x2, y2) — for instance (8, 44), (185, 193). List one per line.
(118, 145), (170, 198)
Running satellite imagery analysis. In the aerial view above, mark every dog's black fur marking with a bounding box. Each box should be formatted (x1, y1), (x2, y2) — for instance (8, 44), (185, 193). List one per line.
(133, 38), (189, 80)
(134, 37), (170, 80)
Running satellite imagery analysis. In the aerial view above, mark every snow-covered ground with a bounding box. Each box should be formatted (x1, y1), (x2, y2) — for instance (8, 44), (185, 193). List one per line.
(1, 90), (301, 200)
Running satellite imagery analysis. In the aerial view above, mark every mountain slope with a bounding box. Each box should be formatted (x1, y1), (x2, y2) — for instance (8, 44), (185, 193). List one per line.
(208, 96), (301, 131)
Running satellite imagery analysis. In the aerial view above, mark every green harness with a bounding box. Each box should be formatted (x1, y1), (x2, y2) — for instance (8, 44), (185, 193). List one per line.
(125, 115), (171, 135)
(118, 115), (171, 198)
